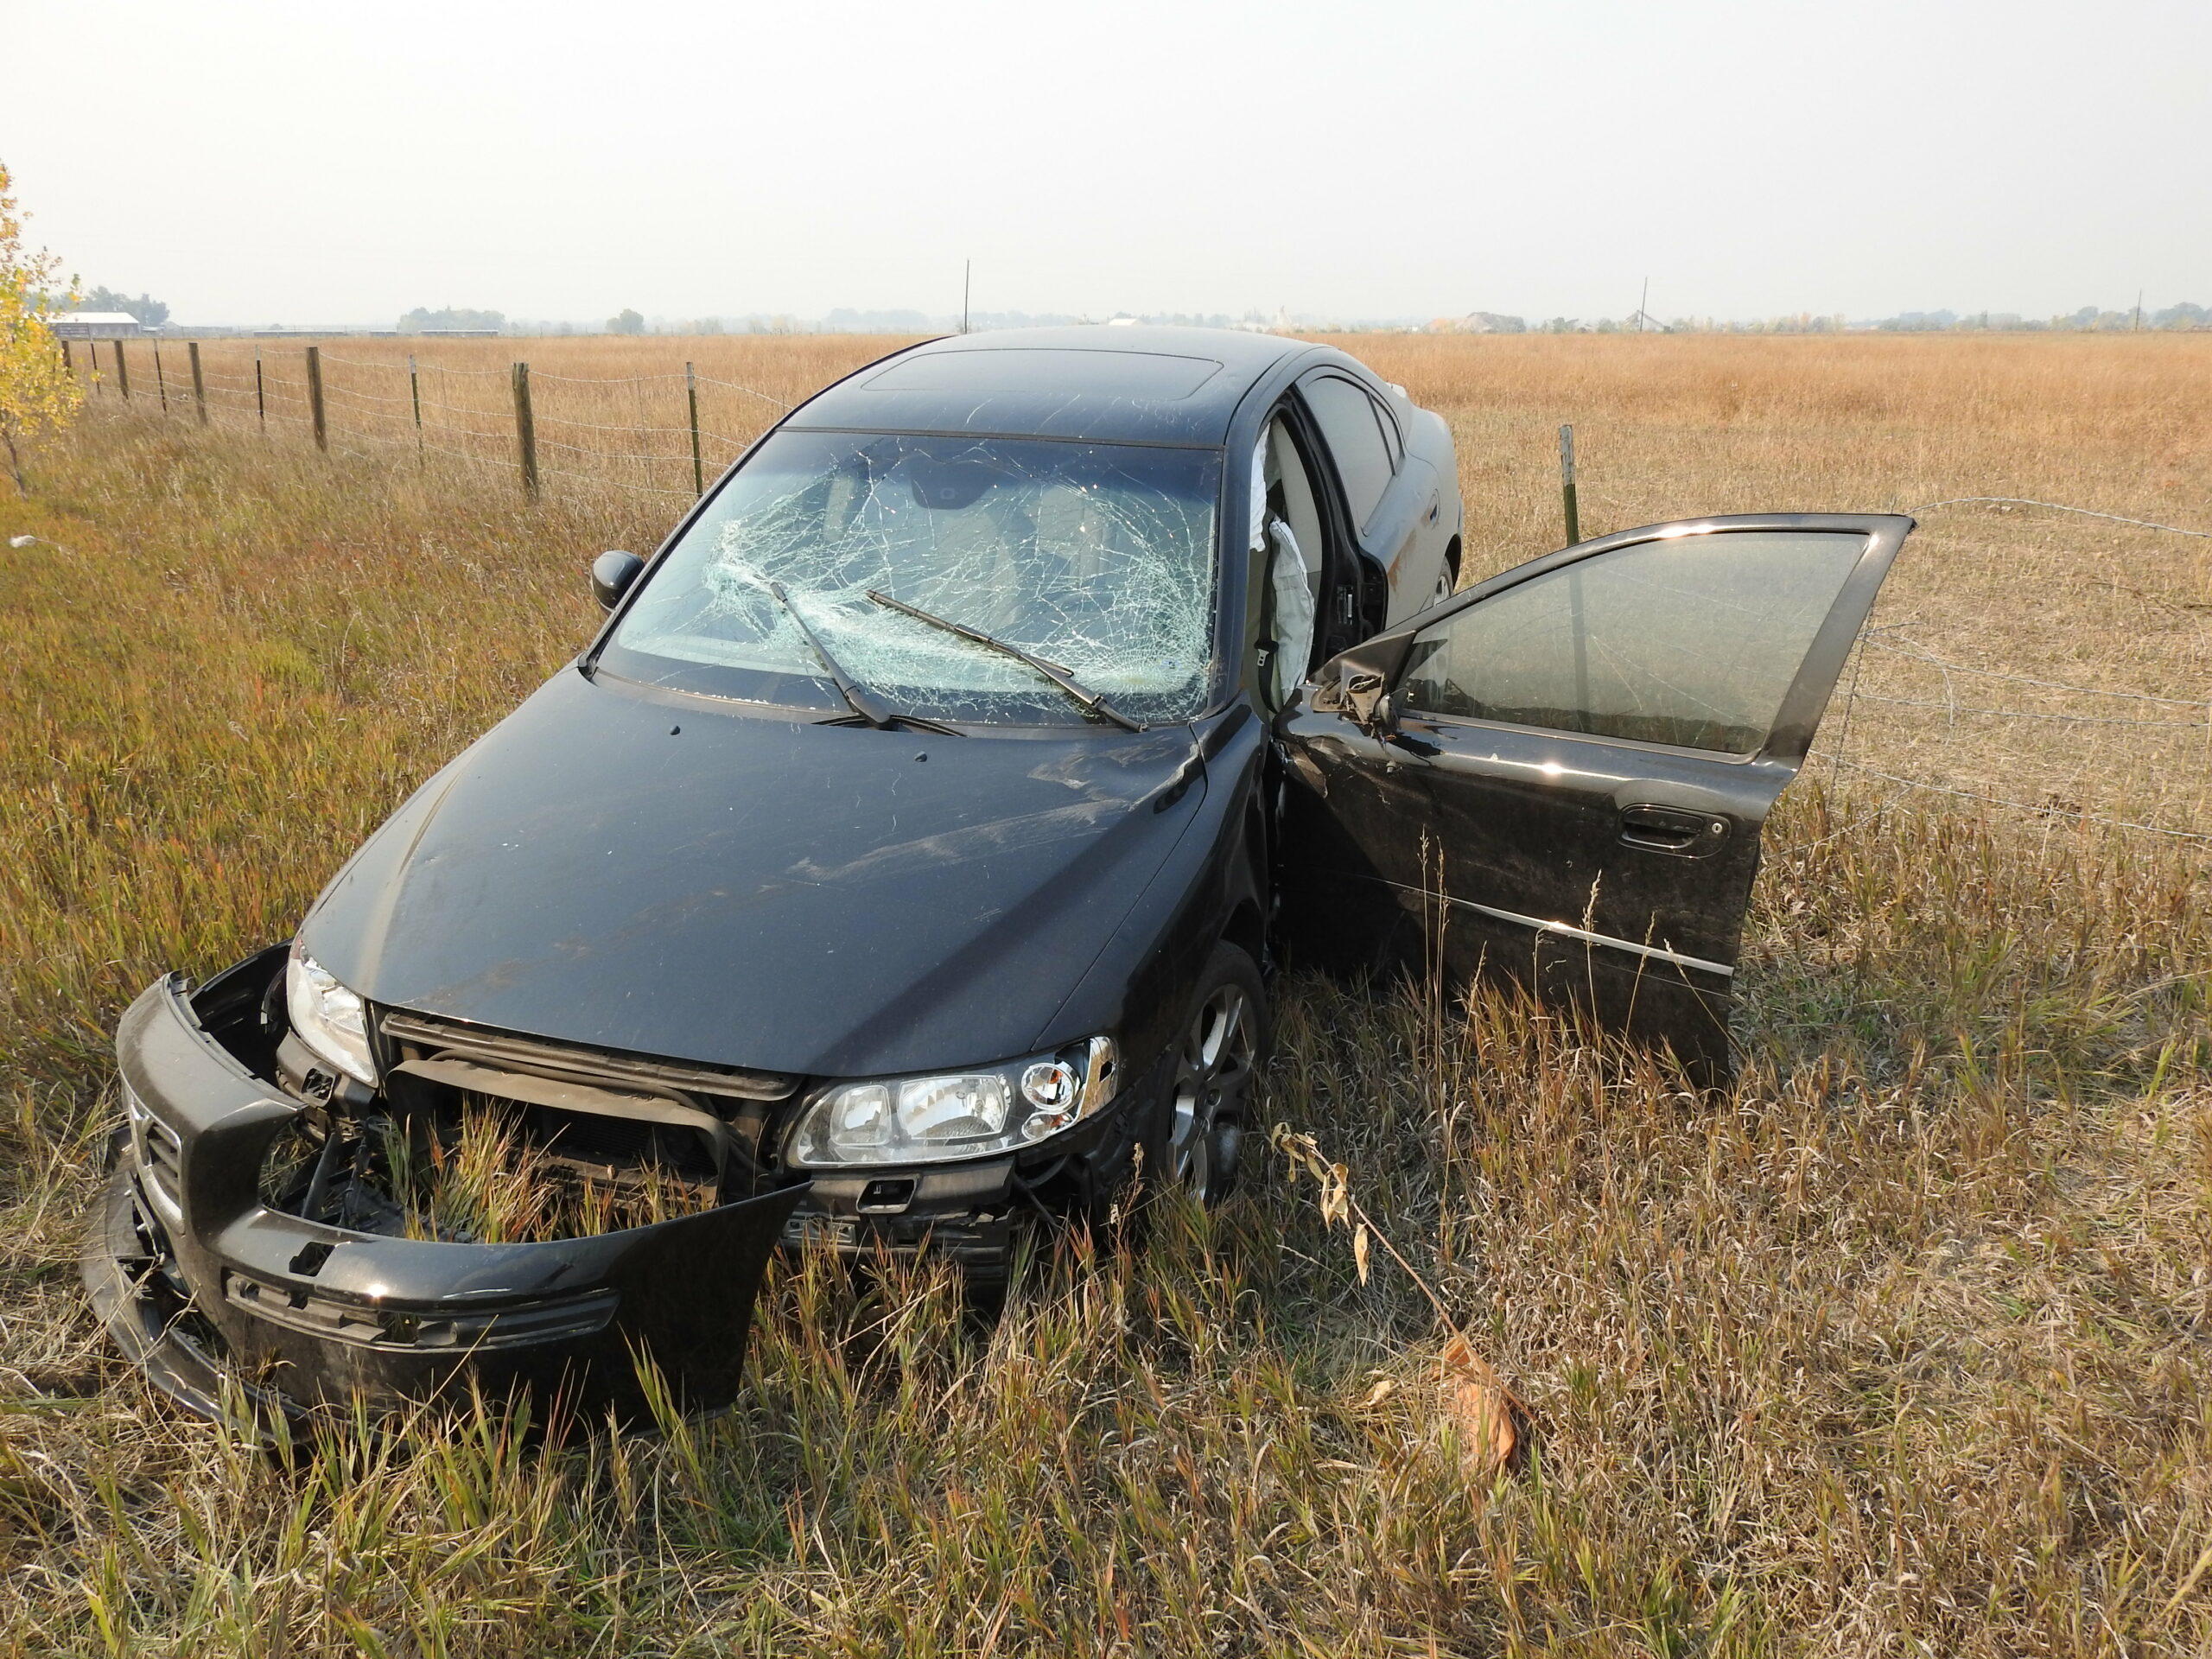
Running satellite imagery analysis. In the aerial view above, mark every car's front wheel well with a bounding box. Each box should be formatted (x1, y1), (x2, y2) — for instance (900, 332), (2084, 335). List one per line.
(1221, 898), (1267, 977)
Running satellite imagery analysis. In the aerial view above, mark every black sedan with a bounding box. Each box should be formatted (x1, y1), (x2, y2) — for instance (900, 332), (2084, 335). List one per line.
(85, 327), (1909, 1432)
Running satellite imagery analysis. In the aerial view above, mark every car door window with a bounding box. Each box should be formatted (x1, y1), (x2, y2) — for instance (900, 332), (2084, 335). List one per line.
(1300, 374), (1395, 535)
(1398, 529), (1871, 754)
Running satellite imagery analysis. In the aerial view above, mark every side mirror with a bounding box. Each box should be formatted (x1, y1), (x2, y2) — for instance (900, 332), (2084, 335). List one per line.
(1343, 671), (1395, 736)
(591, 550), (645, 612)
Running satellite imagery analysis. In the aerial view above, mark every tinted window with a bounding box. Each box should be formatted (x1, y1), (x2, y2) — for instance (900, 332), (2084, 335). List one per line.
(1398, 530), (1869, 754)
(606, 430), (1220, 727)
(1301, 375), (1394, 532)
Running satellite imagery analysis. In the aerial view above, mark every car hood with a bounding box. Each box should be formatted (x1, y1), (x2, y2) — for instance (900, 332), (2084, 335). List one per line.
(301, 668), (1205, 1077)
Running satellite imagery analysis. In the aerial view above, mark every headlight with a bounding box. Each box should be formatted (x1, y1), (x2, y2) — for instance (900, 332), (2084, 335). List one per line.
(786, 1036), (1117, 1167)
(285, 943), (377, 1085)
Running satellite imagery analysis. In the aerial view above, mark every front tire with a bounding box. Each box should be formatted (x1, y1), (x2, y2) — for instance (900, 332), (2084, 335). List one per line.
(1162, 942), (1269, 1205)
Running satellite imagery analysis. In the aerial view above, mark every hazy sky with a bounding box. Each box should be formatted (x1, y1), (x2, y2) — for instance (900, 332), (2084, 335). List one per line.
(6, 0), (2207, 326)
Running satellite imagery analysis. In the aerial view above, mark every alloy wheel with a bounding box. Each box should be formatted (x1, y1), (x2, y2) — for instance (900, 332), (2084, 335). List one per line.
(1167, 981), (1255, 1204)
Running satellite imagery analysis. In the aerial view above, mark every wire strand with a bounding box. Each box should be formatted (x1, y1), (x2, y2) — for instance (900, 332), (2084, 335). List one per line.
(1909, 497), (2212, 539)
(1860, 639), (2212, 708)
(1847, 692), (2210, 728)
(1833, 760), (2212, 844)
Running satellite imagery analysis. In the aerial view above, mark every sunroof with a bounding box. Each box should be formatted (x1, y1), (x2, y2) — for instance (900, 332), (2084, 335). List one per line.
(867, 349), (1223, 399)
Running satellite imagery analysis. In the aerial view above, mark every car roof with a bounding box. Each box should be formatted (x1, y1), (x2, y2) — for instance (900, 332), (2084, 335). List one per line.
(785, 326), (1316, 447)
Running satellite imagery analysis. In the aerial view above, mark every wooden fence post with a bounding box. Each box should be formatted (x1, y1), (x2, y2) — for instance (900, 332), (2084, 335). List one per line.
(1558, 423), (1580, 545)
(686, 361), (703, 496)
(188, 341), (207, 425)
(254, 346), (266, 431)
(60, 339), (73, 380)
(88, 340), (100, 395)
(408, 353), (423, 461)
(154, 341), (169, 413)
(306, 346), (327, 451)
(511, 361), (539, 500)
(113, 339), (130, 400)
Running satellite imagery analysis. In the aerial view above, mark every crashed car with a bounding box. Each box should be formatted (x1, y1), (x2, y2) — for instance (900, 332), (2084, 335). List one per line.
(86, 326), (1909, 1428)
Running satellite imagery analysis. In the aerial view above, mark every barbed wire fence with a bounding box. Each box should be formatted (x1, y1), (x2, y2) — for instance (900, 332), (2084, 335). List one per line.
(59, 336), (2212, 857)
(60, 335), (794, 508)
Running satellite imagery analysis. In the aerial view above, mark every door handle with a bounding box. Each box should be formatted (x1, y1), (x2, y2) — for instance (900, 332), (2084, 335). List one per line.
(1619, 804), (1730, 855)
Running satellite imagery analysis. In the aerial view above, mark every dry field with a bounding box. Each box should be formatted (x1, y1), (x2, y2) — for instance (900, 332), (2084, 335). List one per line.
(3, 331), (2209, 1656)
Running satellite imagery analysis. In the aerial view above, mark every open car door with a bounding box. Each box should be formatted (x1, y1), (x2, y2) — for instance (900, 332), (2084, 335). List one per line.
(1275, 513), (1912, 1077)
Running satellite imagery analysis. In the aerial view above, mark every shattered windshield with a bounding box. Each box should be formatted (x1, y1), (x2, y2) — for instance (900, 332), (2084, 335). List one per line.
(601, 431), (1222, 726)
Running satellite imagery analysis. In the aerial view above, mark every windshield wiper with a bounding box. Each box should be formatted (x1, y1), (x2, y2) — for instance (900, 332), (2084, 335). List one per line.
(767, 581), (900, 729)
(862, 589), (1142, 732)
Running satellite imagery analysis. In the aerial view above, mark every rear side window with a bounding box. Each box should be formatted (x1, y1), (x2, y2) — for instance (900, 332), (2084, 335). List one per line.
(1300, 374), (1395, 534)
(1398, 530), (1871, 754)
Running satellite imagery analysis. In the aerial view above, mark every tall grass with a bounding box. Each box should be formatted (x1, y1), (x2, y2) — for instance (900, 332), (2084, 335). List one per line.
(3, 333), (2209, 1655)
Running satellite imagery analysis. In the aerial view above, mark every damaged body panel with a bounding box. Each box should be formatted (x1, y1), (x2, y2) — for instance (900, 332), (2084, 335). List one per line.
(91, 327), (1896, 1431)
(86, 950), (803, 1433)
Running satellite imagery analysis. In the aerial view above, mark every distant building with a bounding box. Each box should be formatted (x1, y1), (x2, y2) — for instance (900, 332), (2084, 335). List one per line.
(53, 311), (150, 339)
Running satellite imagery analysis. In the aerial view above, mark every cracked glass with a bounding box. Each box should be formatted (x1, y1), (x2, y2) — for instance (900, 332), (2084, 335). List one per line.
(1398, 529), (1868, 753)
(603, 430), (1221, 726)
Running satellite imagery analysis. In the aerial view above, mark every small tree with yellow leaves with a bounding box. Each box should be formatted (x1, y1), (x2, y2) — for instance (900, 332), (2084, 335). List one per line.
(0, 162), (81, 494)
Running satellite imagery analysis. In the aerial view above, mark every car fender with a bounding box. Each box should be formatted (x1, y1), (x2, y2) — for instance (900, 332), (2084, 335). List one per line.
(1031, 705), (1268, 1078)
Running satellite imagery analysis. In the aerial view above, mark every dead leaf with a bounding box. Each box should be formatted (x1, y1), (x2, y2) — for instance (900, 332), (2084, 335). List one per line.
(1440, 1333), (1518, 1479)
(1353, 1224), (1371, 1284)
(1360, 1376), (1396, 1408)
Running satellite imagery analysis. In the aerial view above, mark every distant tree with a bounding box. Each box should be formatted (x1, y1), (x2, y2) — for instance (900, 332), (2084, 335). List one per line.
(608, 308), (645, 335)
(78, 285), (168, 326)
(0, 163), (81, 493)
(400, 305), (505, 333)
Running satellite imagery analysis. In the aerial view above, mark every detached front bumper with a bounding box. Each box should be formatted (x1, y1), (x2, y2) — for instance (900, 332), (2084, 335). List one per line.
(83, 966), (804, 1436)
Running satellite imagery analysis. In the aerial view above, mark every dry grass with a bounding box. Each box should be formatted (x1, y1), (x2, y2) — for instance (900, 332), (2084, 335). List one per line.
(3, 332), (2209, 1655)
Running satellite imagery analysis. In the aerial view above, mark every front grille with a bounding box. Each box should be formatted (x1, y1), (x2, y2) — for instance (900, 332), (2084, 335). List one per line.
(224, 1272), (619, 1351)
(378, 1010), (798, 1103)
(143, 1119), (183, 1198)
(124, 1082), (184, 1205)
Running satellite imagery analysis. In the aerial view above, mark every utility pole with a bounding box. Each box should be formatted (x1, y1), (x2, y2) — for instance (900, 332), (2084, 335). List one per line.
(2133, 289), (2144, 332)
(962, 260), (971, 334)
(1637, 276), (1649, 333)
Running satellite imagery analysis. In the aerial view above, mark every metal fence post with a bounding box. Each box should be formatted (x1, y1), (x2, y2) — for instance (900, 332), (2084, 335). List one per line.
(408, 353), (423, 461)
(154, 341), (168, 413)
(306, 346), (327, 451)
(686, 361), (703, 496)
(113, 339), (130, 400)
(511, 361), (539, 500)
(188, 341), (207, 425)
(88, 340), (100, 395)
(1559, 423), (1580, 545)
(254, 346), (266, 431)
